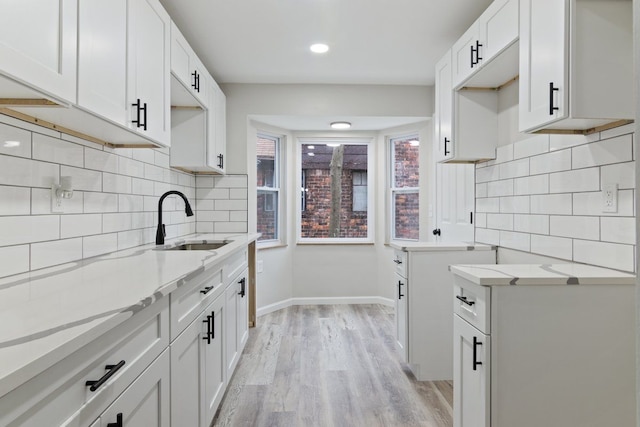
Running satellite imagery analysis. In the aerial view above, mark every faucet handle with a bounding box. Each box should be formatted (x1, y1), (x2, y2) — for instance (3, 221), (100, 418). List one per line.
(155, 223), (167, 245)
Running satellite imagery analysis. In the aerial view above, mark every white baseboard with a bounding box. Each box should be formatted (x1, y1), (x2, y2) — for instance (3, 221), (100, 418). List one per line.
(257, 296), (394, 317)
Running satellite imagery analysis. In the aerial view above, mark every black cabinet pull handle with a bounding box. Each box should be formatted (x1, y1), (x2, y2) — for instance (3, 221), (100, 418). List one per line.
(393, 259), (402, 265)
(132, 99), (148, 131)
(203, 315), (212, 344)
(549, 82), (559, 115)
(200, 286), (213, 295)
(132, 99), (142, 128)
(238, 277), (246, 297)
(432, 228), (441, 236)
(470, 44), (475, 68)
(196, 73), (200, 92)
(107, 413), (123, 427)
(86, 360), (126, 392)
(470, 211), (473, 224)
(475, 40), (483, 63)
(141, 101), (147, 131)
(191, 70), (198, 91)
(398, 280), (404, 299)
(473, 336), (483, 371)
(456, 295), (475, 306)
(217, 153), (224, 169)
(211, 311), (215, 339)
(444, 137), (450, 156)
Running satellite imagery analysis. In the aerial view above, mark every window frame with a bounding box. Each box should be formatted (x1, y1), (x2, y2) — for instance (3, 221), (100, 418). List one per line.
(389, 133), (420, 241)
(296, 137), (374, 244)
(256, 132), (283, 246)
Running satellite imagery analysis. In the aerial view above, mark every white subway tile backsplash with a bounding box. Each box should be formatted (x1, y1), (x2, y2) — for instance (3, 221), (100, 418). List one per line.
(494, 144), (514, 165)
(549, 168), (600, 193)
(499, 158), (529, 179)
(476, 183), (487, 198)
(84, 192), (118, 213)
(529, 149), (571, 175)
(131, 178), (155, 196)
(0, 186), (30, 215)
(83, 233), (118, 258)
(599, 123), (636, 140)
(103, 173), (132, 194)
(600, 217), (635, 245)
(601, 162), (635, 190)
(103, 213), (133, 233)
(154, 151), (170, 169)
(230, 211), (248, 222)
(476, 197), (500, 213)
(513, 135), (549, 159)
(530, 235), (573, 260)
(0, 122), (31, 158)
(530, 194), (572, 215)
(0, 114), (60, 138)
(549, 216), (599, 240)
(85, 148), (118, 173)
(61, 133), (104, 151)
(196, 176), (215, 188)
(487, 179), (514, 197)
(499, 230), (530, 252)
(61, 214), (102, 238)
(214, 222), (248, 233)
(500, 196), (529, 214)
(144, 163), (165, 182)
(573, 190), (634, 217)
(118, 194), (144, 212)
(131, 149), (155, 164)
(117, 229), (146, 250)
(571, 134), (633, 169)
(31, 238), (83, 270)
(475, 213), (487, 228)
(573, 239), (634, 272)
(476, 228), (499, 245)
(118, 157), (145, 178)
(514, 175), (549, 195)
(0, 156), (59, 188)
(214, 199), (248, 211)
(197, 211), (230, 222)
(196, 222), (215, 233)
(33, 133), (84, 167)
(0, 215), (59, 246)
(216, 175), (248, 188)
(0, 245), (30, 277)
(476, 165), (500, 183)
(513, 214), (549, 235)
(487, 213), (513, 231)
(31, 188), (83, 214)
(197, 188), (230, 200)
(549, 133), (598, 152)
(61, 166), (102, 192)
(229, 188), (248, 200)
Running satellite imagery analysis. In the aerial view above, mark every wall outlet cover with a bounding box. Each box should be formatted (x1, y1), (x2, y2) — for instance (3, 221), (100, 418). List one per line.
(602, 183), (618, 213)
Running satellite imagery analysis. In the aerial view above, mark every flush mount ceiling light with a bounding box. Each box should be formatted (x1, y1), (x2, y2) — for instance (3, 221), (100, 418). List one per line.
(310, 43), (329, 54)
(326, 143), (341, 147)
(330, 121), (351, 130)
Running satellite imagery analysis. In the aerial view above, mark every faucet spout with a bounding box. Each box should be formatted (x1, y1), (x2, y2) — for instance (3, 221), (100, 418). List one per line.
(156, 190), (194, 245)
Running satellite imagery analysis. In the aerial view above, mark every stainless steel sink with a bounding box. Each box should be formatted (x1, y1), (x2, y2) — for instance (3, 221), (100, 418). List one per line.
(159, 240), (230, 251)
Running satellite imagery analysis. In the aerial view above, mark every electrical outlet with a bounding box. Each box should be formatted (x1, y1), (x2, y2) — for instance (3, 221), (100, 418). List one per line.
(602, 184), (618, 213)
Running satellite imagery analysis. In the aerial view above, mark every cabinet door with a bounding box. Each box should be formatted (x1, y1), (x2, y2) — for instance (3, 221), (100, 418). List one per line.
(100, 349), (170, 427)
(170, 311), (207, 427)
(171, 22), (207, 106)
(451, 24), (479, 88)
(436, 163), (474, 242)
(434, 51), (453, 163)
(128, 0), (171, 146)
(519, 0), (569, 132)
(395, 275), (408, 363)
(77, 0), (128, 125)
(225, 281), (239, 380)
(0, 0), (77, 102)
(207, 82), (227, 173)
(453, 315), (490, 427)
(204, 295), (226, 424)
(236, 269), (249, 350)
(478, 0), (518, 62)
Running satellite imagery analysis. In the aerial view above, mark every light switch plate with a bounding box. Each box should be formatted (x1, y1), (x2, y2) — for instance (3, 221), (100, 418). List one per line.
(602, 183), (618, 213)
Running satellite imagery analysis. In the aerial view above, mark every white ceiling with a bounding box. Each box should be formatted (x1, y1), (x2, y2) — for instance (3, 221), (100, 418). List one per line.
(159, 0), (493, 86)
(250, 115), (428, 132)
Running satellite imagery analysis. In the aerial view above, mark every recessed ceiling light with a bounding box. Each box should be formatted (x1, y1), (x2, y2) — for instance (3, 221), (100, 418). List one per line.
(3, 140), (20, 148)
(326, 143), (341, 147)
(409, 140), (420, 147)
(310, 43), (329, 54)
(330, 121), (351, 130)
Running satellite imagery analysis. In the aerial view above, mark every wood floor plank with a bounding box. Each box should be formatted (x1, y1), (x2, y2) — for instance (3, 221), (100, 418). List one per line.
(213, 304), (453, 427)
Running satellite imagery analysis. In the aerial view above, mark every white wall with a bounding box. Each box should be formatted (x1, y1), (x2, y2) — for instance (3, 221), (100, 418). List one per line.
(633, 0), (639, 421)
(228, 84), (434, 313)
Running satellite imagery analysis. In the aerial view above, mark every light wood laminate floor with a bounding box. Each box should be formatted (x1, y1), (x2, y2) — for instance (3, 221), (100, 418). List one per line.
(213, 304), (453, 427)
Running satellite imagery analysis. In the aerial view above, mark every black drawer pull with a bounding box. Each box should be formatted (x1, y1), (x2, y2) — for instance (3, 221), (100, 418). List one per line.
(456, 295), (475, 306)
(86, 360), (125, 392)
(211, 311), (216, 339)
(398, 280), (404, 299)
(444, 137), (450, 156)
(393, 259), (402, 265)
(217, 153), (224, 169)
(107, 413), (123, 427)
(203, 315), (212, 344)
(200, 286), (214, 295)
(473, 336), (483, 371)
(238, 277), (246, 297)
(549, 82), (559, 115)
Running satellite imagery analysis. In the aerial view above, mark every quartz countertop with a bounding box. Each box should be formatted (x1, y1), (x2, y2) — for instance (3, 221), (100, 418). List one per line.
(389, 241), (496, 252)
(450, 263), (636, 286)
(0, 233), (259, 399)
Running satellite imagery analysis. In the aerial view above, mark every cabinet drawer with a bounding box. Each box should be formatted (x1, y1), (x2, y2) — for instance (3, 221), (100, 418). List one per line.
(393, 249), (408, 278)
(453, 275), (491, 334)
(170, 263), (224, 340)
(0, 298), (169, 427)
(223, 248), (248, 287)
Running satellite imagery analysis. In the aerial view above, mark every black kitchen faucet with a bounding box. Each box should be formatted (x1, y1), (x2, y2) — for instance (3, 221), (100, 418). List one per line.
(156, 190), (194, 244)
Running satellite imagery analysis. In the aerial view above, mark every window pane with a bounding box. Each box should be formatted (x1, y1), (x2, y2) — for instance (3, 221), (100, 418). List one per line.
(257, 190), (278, 241)
(393, 137), (419, 188)
(301, 143), (368, 239)
(394, 191), (419, 240)
(257, 137), (276, 188)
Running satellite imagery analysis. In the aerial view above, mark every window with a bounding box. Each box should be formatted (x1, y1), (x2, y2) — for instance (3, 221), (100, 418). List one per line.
(299, 139), (372, 242)
(390, 135), (419, 240)
(257, 134), (281, 242)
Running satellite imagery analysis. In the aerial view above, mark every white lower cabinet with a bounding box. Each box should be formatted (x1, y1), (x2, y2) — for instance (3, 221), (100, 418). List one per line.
(97, 349), (170, 427)
(225, 268), (249, 380)
(203, 295), (226, 424)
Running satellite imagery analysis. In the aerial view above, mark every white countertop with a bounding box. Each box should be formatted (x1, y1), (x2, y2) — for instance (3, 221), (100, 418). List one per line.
(450, 263), (636, 286)
(389, 240), (496, 252)
(0, 233), (259, 399)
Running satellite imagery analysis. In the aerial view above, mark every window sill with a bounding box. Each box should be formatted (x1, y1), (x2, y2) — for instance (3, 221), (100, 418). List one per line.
(257, 241), (287, 250)
(296, 241), (375, 246)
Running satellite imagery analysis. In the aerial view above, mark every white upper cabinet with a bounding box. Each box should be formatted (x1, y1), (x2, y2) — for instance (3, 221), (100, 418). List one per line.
(171, 22), (208, 106)
(519, 0), (633, 134)
(434, 51), (453, 163)
(0, 0), (77, 103)
(211, 81), (227, 174)
(128, 0), (171, 146)
(452, 0), (518, 89)
(77, 0), (128, 125)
